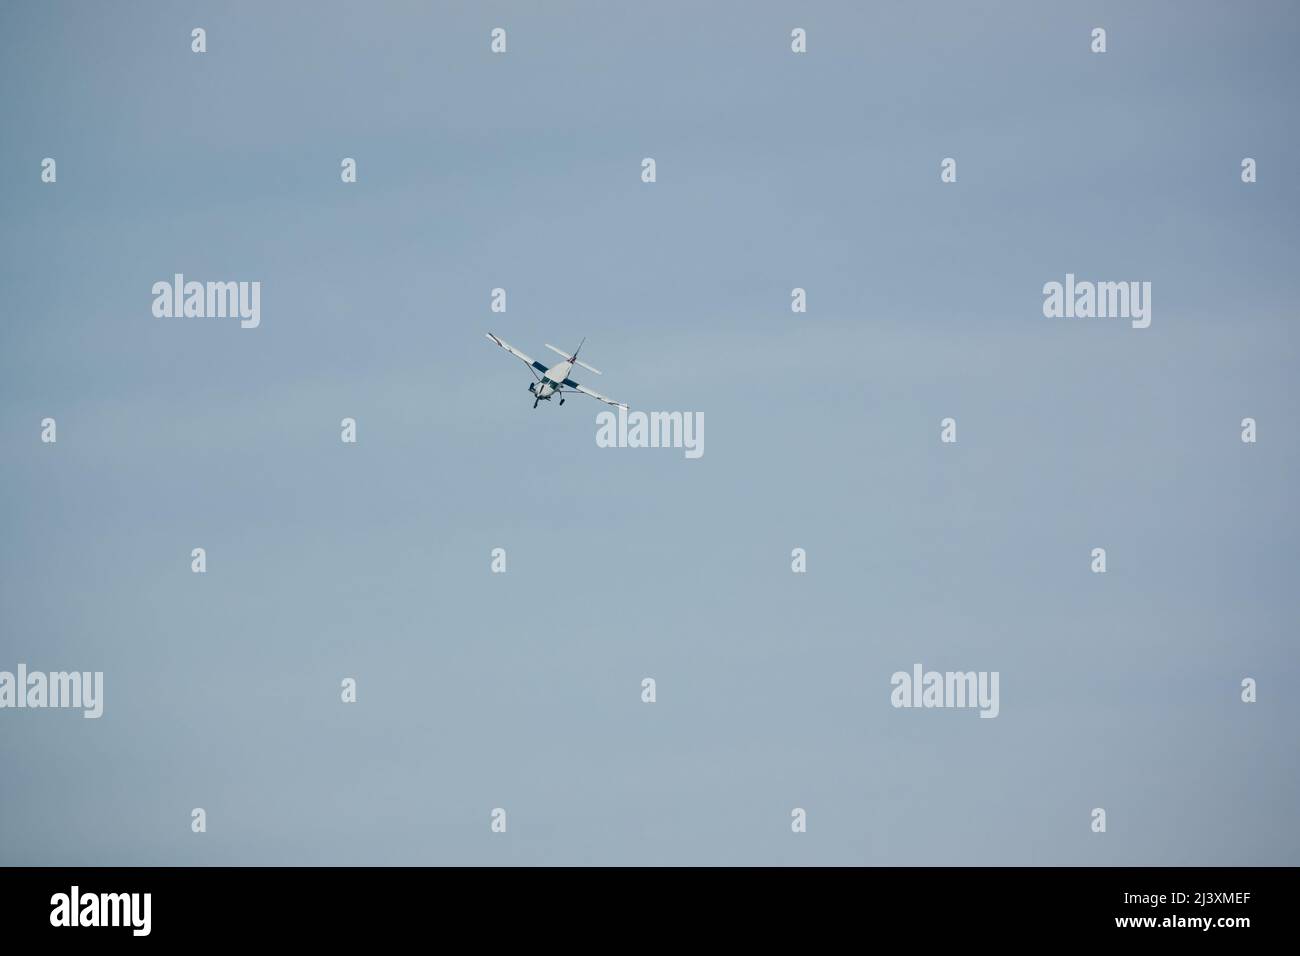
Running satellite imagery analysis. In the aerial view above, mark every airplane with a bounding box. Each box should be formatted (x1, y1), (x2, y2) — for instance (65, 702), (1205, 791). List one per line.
(485, 333), (628, 410)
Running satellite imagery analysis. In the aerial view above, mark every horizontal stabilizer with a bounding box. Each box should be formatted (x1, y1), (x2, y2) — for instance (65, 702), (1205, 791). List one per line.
(545, 341), (602, 374)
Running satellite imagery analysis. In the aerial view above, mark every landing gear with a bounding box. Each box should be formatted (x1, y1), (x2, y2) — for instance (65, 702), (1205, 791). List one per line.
(559, 398), (565, 406)
(533, 398), (539, 409)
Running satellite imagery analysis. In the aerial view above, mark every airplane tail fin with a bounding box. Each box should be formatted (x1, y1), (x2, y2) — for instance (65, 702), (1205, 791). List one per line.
(572, 337), (602, 375)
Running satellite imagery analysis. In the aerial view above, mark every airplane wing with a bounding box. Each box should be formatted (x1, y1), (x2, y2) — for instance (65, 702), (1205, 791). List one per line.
(486, 332), (549, 375)
(563, 378), (627, 409)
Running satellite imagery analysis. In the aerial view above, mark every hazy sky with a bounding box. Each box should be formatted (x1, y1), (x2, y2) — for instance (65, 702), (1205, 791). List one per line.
(1, 0), (1297, 865)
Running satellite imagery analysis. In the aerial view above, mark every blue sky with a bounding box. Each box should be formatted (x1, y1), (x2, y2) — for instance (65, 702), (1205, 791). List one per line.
(1, 0), (1297, 864)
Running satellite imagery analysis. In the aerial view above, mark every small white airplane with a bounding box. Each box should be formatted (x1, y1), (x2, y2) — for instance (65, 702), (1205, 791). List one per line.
(485, 332), (628, 409)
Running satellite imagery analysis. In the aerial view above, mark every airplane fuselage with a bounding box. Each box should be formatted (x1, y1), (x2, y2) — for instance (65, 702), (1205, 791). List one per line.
(529, 358), (574, 402)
